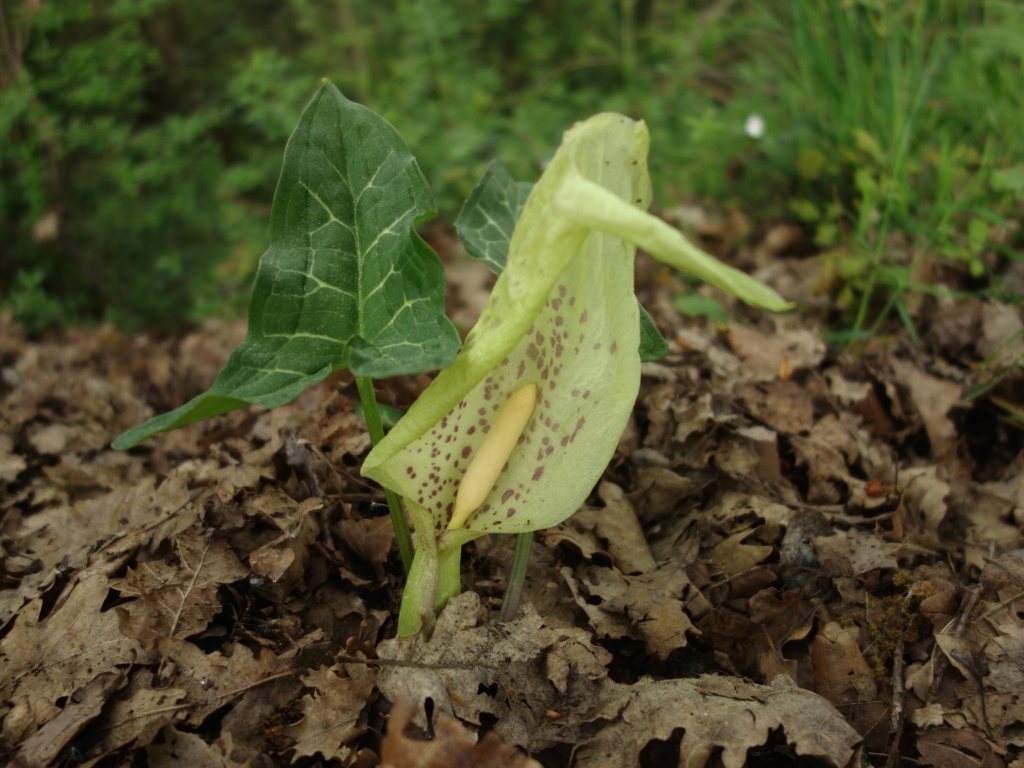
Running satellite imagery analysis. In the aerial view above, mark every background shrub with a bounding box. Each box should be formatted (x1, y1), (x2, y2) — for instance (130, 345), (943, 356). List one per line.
(1, 0), (1020, 333)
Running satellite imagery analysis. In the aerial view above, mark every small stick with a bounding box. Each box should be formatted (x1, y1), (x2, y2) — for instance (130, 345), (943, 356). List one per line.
(884, 635), (906, 768)
(928, 586), (981, 702)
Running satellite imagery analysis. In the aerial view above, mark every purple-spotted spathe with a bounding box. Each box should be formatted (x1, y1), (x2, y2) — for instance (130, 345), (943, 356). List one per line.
(362, 113), (791, 634)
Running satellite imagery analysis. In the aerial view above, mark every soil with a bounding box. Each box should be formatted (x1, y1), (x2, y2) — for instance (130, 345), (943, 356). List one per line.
(1, 232), (1023, 768)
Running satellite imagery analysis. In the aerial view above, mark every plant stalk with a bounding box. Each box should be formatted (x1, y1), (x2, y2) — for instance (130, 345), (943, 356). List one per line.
(499, 531), (533, 622)
(355, 376), (414, 573)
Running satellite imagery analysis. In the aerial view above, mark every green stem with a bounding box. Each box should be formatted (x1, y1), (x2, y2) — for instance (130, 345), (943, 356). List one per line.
(499, 532), (532, 622)
(397, 532), (438, 636)
(355, 376), (414, 573)
(395, 537), (462, 636)
(436, 544), (462, 613)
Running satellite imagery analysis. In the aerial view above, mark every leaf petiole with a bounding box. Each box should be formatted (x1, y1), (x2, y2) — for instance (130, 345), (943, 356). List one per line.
(355, 376), (414, 573)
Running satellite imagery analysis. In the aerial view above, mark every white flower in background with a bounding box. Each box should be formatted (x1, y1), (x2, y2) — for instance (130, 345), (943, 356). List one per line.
(744, 113), (765, 139)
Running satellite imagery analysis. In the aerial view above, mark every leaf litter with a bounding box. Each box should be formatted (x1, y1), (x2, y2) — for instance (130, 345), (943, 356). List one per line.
(1, 251), (1023, 766)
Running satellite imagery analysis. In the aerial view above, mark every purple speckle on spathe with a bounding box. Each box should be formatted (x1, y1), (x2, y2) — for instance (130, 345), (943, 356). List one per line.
(532, 466), (544, 481)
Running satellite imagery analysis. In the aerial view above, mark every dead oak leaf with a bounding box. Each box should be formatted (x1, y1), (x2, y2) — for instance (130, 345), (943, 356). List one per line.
(890, 358), (962, 462)
(377, 592), (611, 752)
(790, 433), (851, 504)
(12, 669), (126, 768)
(98, 679), (189, 755)
(577, 674), (861, 768)
(591, 482), (656, 574)
(572, 561), (698, 659)
(381, 698), (542, 768)
(811, 528), (899, 575)
(282, 663), (377, 764)
(986, 623), (1024, 695)
(146, 725), (248, 768)
(112, 530), (249, 648)
(705, 530), (773, 575)
(0, 571), (149, 747)
(157, 637), (292, 727)
(333, 515), (395, 582)
(916, 725), (1004, 768)
(727, 324), (826, 383)
(734, 379), (814, 435)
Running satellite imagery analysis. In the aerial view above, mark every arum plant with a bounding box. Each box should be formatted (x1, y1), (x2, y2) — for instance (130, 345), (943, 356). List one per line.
(361, 114), (792, 635)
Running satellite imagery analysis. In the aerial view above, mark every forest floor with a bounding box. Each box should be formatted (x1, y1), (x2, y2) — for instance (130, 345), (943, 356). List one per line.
(1, 223), (1023, 768)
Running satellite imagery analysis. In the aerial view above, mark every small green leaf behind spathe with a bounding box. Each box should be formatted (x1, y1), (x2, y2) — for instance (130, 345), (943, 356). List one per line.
(113, 82), (460, 450)
(456, 160), (668, 363)
(455, 159), (533, 275)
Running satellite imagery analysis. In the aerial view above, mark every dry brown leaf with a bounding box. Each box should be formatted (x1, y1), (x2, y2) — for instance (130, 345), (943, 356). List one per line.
(98, 676), (188, 755)
(790, 432), (852, 504)
(12, 670), (125, 768)
(916, 725), (1004, 768)
(561, 566), (633, 640)
(380, 698), (542, 768)
(890, 357), (962, 461)
(112, 530), (249, 648)
(156, 637), (292, 727)
(247, 496), (321, 598)
(727, 323), (826, 382)
(943, 485), (1021, 570)
(0, 570), (149, 747)
(543, 513), (607, 561)
(334, 515), (396, 580)
(591, 482), (656, 573)
(734, 379), (814, 434)
(811, 528), (899, 575)
(576, 673), (860, 768)
(986, 623), (1024, 696)
(146, 726), (244, 768)
(0, 431), (27, 483)
(705, 530), (773, 575)
(377, 592), (611, 751)
(573, 561), (698, 659)
(283, 663), (377, 764)
(630, 465), (701, 524)
(714, 425), (799, 504)
(811, 622), (878, 708)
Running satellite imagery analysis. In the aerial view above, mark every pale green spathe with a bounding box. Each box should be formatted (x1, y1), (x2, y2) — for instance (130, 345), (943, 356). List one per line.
(362, 113), (792, 633)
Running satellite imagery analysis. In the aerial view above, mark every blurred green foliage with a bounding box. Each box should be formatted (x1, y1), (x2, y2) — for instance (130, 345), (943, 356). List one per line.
(1, 0), (1021, 334)
(732, 0), (1024, 339)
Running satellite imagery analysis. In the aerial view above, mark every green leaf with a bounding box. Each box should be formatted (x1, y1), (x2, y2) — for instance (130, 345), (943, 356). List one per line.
(673, 294), (729, 323)
(454, 159), (533, 273)
(456, 160), (667, 362)
(113, 81), (459, 449)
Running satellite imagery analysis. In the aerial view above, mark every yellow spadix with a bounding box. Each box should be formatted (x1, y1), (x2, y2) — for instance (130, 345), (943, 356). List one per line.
(447, 383), (538, 530)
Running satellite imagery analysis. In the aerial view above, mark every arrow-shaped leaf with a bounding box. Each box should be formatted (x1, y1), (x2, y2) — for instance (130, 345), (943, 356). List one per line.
(114, 82), (460, 449)
(456, 160), (668, 362)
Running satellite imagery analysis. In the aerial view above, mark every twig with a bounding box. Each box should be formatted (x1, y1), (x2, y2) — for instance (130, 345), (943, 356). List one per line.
(884, 635), (905, 768)
(928, 586), (981, 702)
